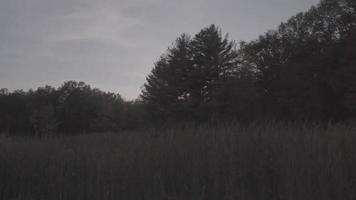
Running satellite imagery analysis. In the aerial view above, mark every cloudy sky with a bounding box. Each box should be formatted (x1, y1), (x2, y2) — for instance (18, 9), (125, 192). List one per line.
(0, 0), (319, 100)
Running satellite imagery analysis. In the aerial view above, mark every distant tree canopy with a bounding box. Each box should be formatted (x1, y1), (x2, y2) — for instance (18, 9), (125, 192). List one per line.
(142, 0), (356, 123)
(0, 81), (145, 136)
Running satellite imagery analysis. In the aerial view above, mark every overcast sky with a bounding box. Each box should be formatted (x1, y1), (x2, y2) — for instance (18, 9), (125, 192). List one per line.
(0, 0), (319, 100)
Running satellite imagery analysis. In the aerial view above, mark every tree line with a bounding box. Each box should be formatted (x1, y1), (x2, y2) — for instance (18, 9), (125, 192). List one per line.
(0, 81), (146, 136)
(142, 0), (356, 123)
(1, 0), (356, 136)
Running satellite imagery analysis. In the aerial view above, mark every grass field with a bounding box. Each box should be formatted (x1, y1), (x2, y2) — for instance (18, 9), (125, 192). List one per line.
(1, 122), (356, 200)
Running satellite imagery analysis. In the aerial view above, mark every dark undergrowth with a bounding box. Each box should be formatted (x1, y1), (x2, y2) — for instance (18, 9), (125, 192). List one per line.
(1, 122), (356, 200)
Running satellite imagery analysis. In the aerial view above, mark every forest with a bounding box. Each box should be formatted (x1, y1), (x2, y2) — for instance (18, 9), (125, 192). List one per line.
(1, 0), (355, 136)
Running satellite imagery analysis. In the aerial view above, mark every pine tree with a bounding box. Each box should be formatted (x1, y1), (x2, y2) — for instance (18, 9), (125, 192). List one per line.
(141, 25), (239, 121)
(188, 25), (238, 119)
(141, 34), (193, 119)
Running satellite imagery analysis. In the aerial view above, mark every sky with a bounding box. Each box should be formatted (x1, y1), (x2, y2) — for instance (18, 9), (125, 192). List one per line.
(0, 0), (319, 100)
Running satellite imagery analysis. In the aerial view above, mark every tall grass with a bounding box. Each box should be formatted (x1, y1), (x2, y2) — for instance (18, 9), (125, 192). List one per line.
(1, 122), (356, 200)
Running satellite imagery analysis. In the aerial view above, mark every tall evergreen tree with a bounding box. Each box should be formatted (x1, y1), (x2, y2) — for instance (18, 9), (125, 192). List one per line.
(188, 25), (239, 119)
(141, 34), (193, 120)
(141, 25), (239, 121)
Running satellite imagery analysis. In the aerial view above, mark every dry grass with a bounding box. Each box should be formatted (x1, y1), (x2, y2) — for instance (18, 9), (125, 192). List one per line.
(0, 122), (356, 200)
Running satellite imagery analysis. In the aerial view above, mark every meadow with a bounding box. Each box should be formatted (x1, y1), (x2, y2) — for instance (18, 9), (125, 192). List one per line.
(1, 122), (356, 200)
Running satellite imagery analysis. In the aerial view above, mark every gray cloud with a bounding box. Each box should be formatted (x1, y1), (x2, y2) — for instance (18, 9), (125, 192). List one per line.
(0, 0), (319, 99)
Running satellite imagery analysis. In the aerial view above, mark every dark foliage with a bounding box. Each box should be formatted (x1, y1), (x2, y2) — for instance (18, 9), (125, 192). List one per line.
(142, 0), (356, 123)
(142, 25), (241, 122)
(0, 81), (145, 136)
